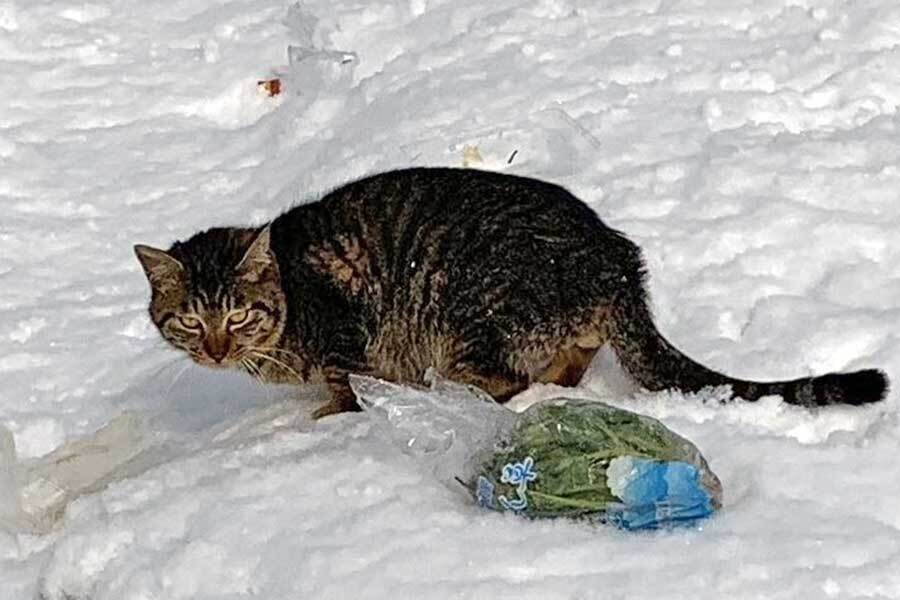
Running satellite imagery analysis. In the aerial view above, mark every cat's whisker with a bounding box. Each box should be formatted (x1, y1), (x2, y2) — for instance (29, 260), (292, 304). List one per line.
(241, 359), (277, 405)
(163, 361), (193, 402)
(144, 355), (185, 382)
(250, 351), (303, 382)
(251, 346), (304, 363)
(242, 358), (267, 384)
(239, 358), (254, 380)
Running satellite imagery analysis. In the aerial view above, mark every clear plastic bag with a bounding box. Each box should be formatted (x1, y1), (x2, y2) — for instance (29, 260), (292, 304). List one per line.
(352, 371), (723, 531)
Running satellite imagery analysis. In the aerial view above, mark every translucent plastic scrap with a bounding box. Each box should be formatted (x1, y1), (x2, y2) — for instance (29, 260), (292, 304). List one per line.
(0, 425), (21, 533)
(0, 413), (155, 534)
(350, 370), (516, 483)
(286, 46), (358, 91)
(0, 391), (312, 535)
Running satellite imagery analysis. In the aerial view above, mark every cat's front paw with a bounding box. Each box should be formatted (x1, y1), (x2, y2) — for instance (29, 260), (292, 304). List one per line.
(310, 397), (361, 419)
(311, 400), (344, 420)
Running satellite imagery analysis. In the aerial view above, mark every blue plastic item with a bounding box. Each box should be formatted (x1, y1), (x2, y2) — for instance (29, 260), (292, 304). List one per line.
(603, 457), (715, 530)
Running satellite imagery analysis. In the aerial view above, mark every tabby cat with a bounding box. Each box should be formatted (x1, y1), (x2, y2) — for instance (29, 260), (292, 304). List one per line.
(135, 167), (888, 417)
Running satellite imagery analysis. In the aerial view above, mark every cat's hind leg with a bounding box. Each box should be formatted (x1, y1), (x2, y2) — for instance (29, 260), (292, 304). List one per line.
(440, 338), (530, 403)
(515, 315), (608, 389)
(535, 344), (599, 387)
(444, 362), (529, 402)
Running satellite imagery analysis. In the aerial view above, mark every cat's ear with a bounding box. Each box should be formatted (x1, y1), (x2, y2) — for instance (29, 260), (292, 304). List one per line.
(236, 226), (276, 282)
(134, 244), (184, 290)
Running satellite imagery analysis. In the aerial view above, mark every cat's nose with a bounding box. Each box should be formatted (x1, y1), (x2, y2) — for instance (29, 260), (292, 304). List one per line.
(203, 336), (231, 363)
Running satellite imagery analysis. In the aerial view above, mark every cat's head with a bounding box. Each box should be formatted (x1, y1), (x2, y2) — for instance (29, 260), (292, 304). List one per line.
(134, 226), (287, 369)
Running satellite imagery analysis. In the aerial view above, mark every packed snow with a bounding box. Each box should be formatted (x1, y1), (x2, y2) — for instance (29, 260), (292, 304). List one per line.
(1, 0), (900, 597)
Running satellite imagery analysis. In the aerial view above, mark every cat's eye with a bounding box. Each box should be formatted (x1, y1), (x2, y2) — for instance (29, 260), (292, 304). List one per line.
(177, 315), (203, 331)
(226, 309), (251, 328)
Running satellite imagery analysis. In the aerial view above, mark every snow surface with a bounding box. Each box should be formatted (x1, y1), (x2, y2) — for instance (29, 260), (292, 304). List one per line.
(2, 0), (900, 597)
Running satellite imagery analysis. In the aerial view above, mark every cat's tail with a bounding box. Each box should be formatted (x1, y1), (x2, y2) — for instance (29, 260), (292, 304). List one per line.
(608, 287), (889, 407)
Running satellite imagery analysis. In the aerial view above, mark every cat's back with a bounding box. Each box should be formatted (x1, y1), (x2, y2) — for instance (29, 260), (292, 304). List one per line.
(306, 167), (620, 258)
(289, 168), (637, 316)
(274, 167), (639, 274)
(326, 167), (599, 222)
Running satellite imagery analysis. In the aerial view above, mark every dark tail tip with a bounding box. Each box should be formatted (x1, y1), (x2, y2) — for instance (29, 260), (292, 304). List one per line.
(814, 369), (889, 406)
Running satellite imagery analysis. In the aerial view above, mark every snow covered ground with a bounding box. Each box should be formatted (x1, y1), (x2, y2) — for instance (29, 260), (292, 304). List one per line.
(1, 0), (900, 597)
